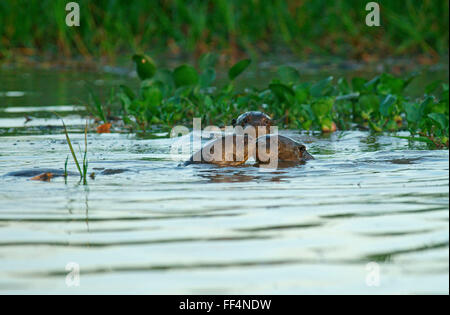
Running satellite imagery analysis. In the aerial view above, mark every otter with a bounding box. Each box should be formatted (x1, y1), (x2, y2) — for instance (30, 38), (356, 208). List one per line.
(255, 135), (314, 164)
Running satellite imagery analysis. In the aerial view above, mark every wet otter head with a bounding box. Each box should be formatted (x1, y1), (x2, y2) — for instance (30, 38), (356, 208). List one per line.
(296, 144), (314, 161)
(256, 135), (314, 164)
(231, 111), (273, 137)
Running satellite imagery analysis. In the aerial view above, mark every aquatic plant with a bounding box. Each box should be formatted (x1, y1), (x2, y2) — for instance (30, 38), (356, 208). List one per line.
(61, 119), (89, 184)
(89, 53), (448, 148)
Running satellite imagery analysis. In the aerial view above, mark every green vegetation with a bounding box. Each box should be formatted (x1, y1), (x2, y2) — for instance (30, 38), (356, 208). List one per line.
(61, 119), (89, 184)
(0, 0), (448, 61)
(88, 53), (449, 148)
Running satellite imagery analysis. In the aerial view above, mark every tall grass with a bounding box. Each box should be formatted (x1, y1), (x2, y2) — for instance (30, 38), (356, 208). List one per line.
(0, 0), (448, 61)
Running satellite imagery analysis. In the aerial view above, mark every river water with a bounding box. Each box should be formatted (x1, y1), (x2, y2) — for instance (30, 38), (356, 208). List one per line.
(0, 67), (448, 294)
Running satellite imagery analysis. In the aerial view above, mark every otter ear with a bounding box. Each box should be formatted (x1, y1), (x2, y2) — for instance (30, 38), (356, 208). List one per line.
(231, 119), (237, 127)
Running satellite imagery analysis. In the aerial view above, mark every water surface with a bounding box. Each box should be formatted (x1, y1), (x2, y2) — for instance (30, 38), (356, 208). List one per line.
(0, 67), (448, 294)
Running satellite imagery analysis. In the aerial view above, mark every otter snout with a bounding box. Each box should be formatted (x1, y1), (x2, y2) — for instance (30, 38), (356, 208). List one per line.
(301, 150), (314, 161)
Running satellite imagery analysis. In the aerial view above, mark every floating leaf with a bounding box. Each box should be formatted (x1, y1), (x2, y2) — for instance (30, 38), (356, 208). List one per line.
(229, 59), (251, 81)
(132, 54), (156, 80)
(173, 65), (199, 87)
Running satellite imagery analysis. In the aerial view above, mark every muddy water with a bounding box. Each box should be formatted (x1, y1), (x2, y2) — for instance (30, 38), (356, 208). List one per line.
(0, 68), (448, 294)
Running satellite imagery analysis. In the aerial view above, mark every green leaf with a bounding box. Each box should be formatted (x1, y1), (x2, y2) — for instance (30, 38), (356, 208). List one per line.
(269, 83), (295, 102)
(404, 102), (422, 123)
(379, 94), (397, 116)
(142, 86), (163, 109)
(132, 54), (156, 80)
(377, 73), (405, 95)
(277, 65), (300, 84)
(293, 83), (310, 103)
(359, 94), (379, 114)
(173, 65), (199, 87)
(200, 68), (216, 87)
(229, 59), (251, 80)
(311, 97), (334, 119)
(428, 113), (449, 130)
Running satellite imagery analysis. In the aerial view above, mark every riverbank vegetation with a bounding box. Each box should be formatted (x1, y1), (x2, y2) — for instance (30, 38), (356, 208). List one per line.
(86, 54), (449, 148)
(0, 0), (448, 63)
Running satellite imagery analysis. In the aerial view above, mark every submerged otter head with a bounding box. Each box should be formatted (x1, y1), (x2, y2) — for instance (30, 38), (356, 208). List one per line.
(231, 111), (273, 137)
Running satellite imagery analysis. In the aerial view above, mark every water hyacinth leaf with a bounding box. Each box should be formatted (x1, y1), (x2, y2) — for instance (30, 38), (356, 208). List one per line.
(229, 59), (251, 81)
(404, 102), (422, 123)
(269, 83), (295, 102)
(379, 94), (397, 116)
(311, 97), (334, 118)
(310, 76), (333, 97)
(173, 65), (199, 87)
(200, 68), (216, 87)
(377, 73), (405, 95)
(132, 54), (156, 80)
(142, 86), (163, 108)
(294, 83), (310, 103)
(277, 65), (300, 84)
(359, 94), (379, 113)
(428, 113), (449, 130)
